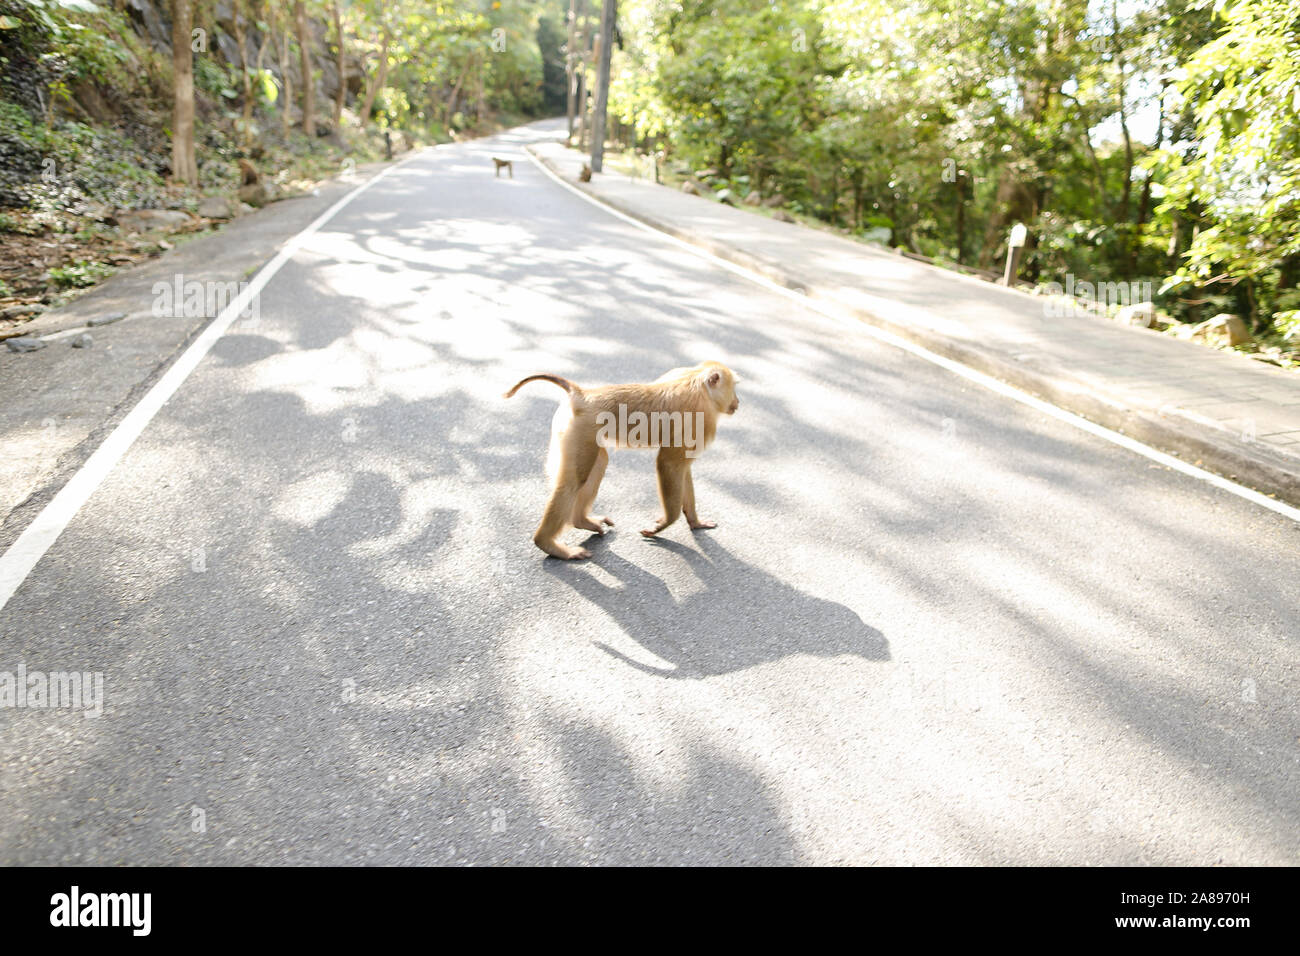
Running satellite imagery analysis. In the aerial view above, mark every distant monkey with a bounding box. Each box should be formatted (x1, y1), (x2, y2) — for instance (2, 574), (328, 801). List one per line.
(237, 158), (260, 185)
(579, 163), (592, 182)
(505, 361), (741, 560)
(492, 157), (514, 178)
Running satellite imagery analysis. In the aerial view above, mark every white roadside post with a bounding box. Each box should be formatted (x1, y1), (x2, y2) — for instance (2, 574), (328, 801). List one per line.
(1003, 222), (1027, 286)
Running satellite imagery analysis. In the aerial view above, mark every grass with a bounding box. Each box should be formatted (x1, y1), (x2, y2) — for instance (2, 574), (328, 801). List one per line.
(46, 260), (115, 288)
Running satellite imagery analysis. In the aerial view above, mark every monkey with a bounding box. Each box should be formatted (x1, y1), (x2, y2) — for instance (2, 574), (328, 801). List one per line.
(492, 157), (514, 178)
(237, 158), (260, 186)
(579, 163), (592, 182)
(505, 361), (740, 560)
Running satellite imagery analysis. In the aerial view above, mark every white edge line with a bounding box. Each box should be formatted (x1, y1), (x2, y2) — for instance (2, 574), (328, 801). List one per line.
(0, 149), (430, 613)
(526, 145), (1300, 526)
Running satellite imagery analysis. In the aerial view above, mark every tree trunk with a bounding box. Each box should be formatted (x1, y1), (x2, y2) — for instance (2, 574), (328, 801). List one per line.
(589, 0), (615, 172)
(1113, 1), (1134, 272)
(277, 6), (293, 139)
(1131, 81), (1167, 274)
(234, 0), (253, 145)
(295, 0), (314, 137)
(358, 26), (389, 126)
(955, 174), (966, 265)
(332, 0), (346, 127)
(170, 0), (198, 183)
(565, 0), (577, 142)
(575, 71), (587, 148)
(445, 53), (473, 129)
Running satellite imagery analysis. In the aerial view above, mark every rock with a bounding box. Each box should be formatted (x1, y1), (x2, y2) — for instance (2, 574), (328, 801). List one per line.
(1, 303), (45, 321)
(680, 180), (702, 196)
(742, 192), (762, 206)
(122, 0), (169, 48)
(762, 194), (786, 207)
(715, 188), (735, 205)
(78, 202), (116, 224)
(70, 333), (93, 349)
(116, 209), (193, 233)
(1117, 301), (1157, 328)
(771, 209), (795, 223)
(694, 168), (718, 180)
(239, 202), (255, 215)
(1190, 313), (1253, 347)
(5, 336), (46, 352)
(87, 311), (126, 327)
(197, 196), (237, 219)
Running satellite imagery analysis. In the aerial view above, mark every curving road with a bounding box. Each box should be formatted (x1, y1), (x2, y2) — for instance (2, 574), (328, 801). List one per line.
(1, 120), (1297, 865)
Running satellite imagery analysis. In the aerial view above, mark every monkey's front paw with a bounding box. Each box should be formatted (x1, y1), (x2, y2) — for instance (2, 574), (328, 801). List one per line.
(559, 546), (592, 560)
(688, 519), (717, 530)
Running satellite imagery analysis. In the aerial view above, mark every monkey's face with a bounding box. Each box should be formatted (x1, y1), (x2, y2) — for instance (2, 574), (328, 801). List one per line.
(702, 364), (740, 415)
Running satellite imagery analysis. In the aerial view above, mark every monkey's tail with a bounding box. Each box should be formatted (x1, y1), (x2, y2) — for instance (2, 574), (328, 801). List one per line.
(503, 374), (582, 400)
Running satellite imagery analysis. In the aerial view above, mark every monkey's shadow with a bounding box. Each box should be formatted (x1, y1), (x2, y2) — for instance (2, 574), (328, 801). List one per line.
(544, 534), (889, 678)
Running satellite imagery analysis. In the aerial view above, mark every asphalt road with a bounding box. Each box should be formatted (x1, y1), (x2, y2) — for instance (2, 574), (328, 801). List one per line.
(1, 120), (1297, 865)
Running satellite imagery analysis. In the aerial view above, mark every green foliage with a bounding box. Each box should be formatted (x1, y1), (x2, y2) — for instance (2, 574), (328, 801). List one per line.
(1161, 0), (1300, 327)
(611, 0), (1299, 333)
(194, 56), (239, 101)
(46, 258), (113, 287)
(656, 0), (830, 181)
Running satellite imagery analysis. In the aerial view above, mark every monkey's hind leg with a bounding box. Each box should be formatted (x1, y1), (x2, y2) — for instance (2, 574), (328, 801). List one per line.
(641, 448), (687, 538)
(572, 446), (614, 534)
(682, 465), (716, 530)
(534, 435), (600, 560)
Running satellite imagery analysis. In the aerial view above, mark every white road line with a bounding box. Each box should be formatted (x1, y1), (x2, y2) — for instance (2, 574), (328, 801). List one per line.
(526, 147), (1300, 526)
(0, 150), (430, 613)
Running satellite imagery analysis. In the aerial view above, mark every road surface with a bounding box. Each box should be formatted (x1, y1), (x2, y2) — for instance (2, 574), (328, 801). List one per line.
(1, 120), (1297, 865)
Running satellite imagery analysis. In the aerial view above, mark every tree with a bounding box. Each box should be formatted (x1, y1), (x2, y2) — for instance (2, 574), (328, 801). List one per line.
(170, 0), (198, 183)
(295, 0), (314, 135)
(273, 1), (295, 138)
(1161, 0), (1300, 331)
(356, 10), (389, 126)
(332, 0), (345, 126)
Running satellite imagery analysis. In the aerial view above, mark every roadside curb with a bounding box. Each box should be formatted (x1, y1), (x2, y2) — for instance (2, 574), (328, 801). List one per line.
(527, 143), (1300, 511)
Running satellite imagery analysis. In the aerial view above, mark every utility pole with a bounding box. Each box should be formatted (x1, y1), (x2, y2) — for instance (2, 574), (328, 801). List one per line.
(589, 0), (616, 173)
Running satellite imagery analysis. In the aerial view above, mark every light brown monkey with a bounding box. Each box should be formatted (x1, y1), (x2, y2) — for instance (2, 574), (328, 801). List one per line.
(505, 361), (740, 560)
(492, 157), (514, 178)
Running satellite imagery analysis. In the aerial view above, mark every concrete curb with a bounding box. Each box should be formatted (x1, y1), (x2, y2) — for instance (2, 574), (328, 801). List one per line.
(528, 143), (1300, 511)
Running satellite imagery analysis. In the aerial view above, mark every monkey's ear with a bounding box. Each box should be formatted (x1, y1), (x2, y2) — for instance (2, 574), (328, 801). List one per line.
(706, 370), (721, 387)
